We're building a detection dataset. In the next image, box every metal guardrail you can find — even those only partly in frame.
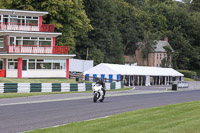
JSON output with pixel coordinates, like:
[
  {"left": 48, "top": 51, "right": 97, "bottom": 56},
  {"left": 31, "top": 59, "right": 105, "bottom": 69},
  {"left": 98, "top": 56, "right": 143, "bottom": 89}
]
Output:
[
  {"left": 0, "top": 22, "right": 55, "bottom": 32},
  {"left": 177, "top": 81, "right": 189, "bottom": 88},
  {"left": 8, "top": 45, "right": 69, "bottom": 54}
]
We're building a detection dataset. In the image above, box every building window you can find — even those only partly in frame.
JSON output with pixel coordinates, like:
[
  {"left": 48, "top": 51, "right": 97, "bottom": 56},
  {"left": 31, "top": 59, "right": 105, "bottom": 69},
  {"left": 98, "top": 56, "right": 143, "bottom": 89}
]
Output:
[
  {"left": 0, "top": 38, "right": 4, "bottom": 48},
  {"left": 28, "top": 59, "right": 36, "bottom": 69},
  {"left": 9, "top": 36, "right": 52, "bottom": 47},
  {"left": 39, "top": 37, "right": 52, "bottom": 47},
  {"left": 157, "top": 54, "right": 159, "bottom": 59},
  {"left": 8, "top": 59, "right": 18, "bottom": 69},
  {"left": 2, "top": 15, "right": 38, "bottom": 26},
  {"left": 27, "top": 59, "right": 66, "bottom": 70},
  {"left": 36, "top": 59, "right": 51, "bottom": 69},
  {"left": 160, "top": 53, "right": 162, "bottom": 60}
]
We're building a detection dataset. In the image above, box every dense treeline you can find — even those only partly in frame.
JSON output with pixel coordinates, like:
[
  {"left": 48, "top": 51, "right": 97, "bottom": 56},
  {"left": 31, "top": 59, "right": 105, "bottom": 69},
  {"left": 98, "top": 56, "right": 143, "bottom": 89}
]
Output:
[{"left": 0, "top": 0, "right": 200, "bottom": 71}]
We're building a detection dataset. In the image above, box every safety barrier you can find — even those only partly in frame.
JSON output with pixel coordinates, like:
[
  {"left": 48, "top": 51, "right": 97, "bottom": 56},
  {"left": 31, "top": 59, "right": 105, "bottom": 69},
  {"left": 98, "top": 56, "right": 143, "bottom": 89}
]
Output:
[{"left": 0, "top": 81, "right": 124, "bottom": 93}]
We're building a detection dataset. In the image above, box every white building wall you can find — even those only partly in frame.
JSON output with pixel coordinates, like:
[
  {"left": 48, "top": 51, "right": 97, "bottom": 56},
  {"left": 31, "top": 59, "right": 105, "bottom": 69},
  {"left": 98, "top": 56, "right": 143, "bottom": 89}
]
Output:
[
  {"left": 6, "top": 69, "right": 66, "bottom": 78},
  {"left": 70, "top": 59, "right": 93, "bottom": 72},
  {"left": 26, "top": 70, "right": 66, "bottom": 78},
  {"left": 6, "top": 70, "right": 18, "bottom": 78}
]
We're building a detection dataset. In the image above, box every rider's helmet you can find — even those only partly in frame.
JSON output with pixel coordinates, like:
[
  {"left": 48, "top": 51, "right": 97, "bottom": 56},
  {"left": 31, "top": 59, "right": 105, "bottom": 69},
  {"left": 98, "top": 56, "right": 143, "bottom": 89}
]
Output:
[{"left": 96, "top": 78, "right": 103, "bottom": 85}]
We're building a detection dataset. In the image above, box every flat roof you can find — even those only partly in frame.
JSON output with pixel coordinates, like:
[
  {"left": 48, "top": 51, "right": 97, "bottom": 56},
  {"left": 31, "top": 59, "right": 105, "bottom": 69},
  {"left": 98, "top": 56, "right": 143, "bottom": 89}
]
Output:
[
  {"left": 0, "top": 9, "right": 48, "bottom": 16},
  {"left": 0, "top": 53, "right": 76, "bottom": 59},
  {"left": 0, "top": 31, "right": 62, "bottom": 37}
]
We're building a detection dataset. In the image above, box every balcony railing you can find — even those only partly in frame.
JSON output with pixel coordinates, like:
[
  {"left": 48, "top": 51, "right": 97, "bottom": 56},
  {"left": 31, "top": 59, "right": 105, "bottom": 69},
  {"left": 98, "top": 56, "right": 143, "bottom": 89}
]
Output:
[
  {"left": 0, "top": 22, "right": 55, "bottom": 32},
  {"left": 8, "top": 45, "right": 69, "bottom": 54}
]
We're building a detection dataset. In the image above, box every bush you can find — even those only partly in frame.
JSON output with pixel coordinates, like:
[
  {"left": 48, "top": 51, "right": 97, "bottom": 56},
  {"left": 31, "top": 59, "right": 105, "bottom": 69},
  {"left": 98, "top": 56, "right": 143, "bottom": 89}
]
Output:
[{"left": 177, "top": 70, "right": 197, "bottom": 78}]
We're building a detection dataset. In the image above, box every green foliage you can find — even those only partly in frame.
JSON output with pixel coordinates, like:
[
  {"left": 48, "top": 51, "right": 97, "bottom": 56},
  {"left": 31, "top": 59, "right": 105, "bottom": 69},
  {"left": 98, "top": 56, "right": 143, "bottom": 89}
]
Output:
[
  {"left": 1, "top": 0, "right": 200, "bottom": 69},
  {"left": 177, "top": 70, "right": 197, "bottom": 78},
  {"left": 140, "top": 32, "right": 156, "bottom": 65},
  {"left": 191, "top": 0, "right": 200, "bottom": 12},
  {"left": 161, "top": 57, "right": 169, "bottom": 68},
  {"left": 76, "top": 0, "right": 126, "bottom": 64},
  {"left": 163, "top": 46, "right": 173, "bottom": 54}
]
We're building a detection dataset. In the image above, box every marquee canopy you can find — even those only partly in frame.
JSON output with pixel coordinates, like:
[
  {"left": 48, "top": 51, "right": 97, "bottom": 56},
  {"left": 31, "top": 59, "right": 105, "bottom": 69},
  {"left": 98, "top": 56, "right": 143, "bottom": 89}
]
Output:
[{"left": 84, "top": 63, "right": 184, "bottom": 77}]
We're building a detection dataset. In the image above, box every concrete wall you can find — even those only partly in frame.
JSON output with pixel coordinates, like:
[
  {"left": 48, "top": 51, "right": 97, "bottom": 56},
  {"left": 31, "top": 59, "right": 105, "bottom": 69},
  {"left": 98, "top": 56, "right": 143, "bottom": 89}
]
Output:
[{"left": 187, "top": 81, "right": 200, "bottom": 90}]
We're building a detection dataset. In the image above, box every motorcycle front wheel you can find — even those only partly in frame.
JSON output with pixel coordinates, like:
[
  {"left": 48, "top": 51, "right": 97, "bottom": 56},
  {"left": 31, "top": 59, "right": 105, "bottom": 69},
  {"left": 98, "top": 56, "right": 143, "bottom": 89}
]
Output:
[{"left": 93, "top": 93, "right": 98, "bottom": 102}]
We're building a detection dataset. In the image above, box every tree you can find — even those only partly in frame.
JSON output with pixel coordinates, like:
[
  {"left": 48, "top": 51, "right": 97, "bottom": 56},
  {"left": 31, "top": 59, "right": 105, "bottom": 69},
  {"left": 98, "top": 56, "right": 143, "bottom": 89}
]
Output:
[
  {"left": 191, "top": 0, "right": 200, "bottom": 11},
  {"left": 140, "top": 32, "right": 156, "bottom": 66},
  {"left": 76, "top": 0, "right": 125, "bottom": 64},
  {"left": 116, "top": 1, "right": 143, "bottom": 55}
]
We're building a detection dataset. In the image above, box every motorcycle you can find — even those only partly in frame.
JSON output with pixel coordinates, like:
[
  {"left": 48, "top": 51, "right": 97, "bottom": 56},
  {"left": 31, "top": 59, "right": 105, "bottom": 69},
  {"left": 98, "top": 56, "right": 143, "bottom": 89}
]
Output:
[{"left": 93, "top": 83, "right": 104, "bottom": 102}]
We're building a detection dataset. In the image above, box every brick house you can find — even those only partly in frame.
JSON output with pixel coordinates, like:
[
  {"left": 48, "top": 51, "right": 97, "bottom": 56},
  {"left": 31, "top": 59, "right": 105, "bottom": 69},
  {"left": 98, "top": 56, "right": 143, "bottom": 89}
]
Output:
[{"left": 135, "top": 37, "right": 173, "bottom": 67}]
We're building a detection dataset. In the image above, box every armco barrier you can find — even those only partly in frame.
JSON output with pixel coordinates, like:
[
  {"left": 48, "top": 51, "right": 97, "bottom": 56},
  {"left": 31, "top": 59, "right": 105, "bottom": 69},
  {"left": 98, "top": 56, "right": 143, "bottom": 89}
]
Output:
[
  {"left": 70, "top": 84, "right": 78, "bottom": 91},
  {"left": 85, "top": 83, "right": 92, "bottom": 91},
  {"left": 4, "top": 83, "right": 17, "bottom": 93},
  {"left": 30, "top": 83, "right": 41, "bottom": 92},
  {"left": 110, "top": 82, "right": 115, "bottom": 90},
  {"left": 0, "top": 82, "right": 124, "bottom": 93},
  {"left": 52, "top": 83, "right": 61, "bottom": 92}
]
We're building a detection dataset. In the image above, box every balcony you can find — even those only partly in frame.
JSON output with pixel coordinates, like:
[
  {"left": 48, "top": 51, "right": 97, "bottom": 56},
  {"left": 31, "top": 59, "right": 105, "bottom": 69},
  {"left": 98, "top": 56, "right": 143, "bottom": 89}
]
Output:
[
  {"left": 8, "top": 45, "right": 69, "bottom": 54},
  {"left": 0, "top": 22, "right": 55, "bottom": 32}
]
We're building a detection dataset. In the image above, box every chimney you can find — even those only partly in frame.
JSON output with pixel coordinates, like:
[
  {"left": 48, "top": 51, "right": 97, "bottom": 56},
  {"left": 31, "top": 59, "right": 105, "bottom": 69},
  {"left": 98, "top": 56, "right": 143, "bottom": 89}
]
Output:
[{"left": 164, "top": 36, "right": 168, "bottom": 42}]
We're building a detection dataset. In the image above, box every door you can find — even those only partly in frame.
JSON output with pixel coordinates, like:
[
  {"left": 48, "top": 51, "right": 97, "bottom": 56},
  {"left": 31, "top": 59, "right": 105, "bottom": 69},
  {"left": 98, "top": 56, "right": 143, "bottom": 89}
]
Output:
[
  {"left": 0, "top": 59, "right": 3, "bottom": 69},
  {"left": 22, "top": 60, "right": 28, "bottom": 77},
  {"left": 9, "top": 36, "right": 16, "bottom": 46}
]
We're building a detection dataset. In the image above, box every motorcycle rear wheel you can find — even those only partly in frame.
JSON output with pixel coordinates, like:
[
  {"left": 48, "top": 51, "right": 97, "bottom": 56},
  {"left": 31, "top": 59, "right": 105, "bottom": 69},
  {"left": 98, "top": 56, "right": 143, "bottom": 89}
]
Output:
[{"left": 99, "top": 98, "right": 104, "bottom": 102}]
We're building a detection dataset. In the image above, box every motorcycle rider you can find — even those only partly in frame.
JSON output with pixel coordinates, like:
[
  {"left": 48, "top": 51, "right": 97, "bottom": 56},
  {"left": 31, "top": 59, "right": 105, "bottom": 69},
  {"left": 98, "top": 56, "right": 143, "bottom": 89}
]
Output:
[{"left": 96, "top": 78, "right": 106, "bottom": 98}]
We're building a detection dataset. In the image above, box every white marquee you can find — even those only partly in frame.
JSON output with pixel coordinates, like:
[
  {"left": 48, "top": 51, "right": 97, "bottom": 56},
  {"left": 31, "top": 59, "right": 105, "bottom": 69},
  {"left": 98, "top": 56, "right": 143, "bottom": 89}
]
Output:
[{"left": 84, "top": 63, "right": 184, "bottom": 77}]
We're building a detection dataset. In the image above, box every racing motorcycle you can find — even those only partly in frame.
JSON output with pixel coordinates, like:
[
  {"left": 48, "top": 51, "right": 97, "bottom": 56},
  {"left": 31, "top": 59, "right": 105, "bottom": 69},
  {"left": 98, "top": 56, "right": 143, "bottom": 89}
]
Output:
[{"left": 93, "top": 83, "right": 104, "bottom": 102}]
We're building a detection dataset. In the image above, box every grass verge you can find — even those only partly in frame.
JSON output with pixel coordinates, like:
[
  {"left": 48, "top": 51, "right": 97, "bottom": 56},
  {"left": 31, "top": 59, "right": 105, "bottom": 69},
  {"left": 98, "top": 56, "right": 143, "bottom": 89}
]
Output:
[
  {"left": 0, "top": 88, "right": 132, "bottom": 99},
  {"left": 27, "top": 100, "right": 200, "bottom": 133},
  {"left": 184, "top": 77, "right": 195, "bottom": 81},
  {"left": 0, "top": 77, "right": 76, "bottom": 83}
]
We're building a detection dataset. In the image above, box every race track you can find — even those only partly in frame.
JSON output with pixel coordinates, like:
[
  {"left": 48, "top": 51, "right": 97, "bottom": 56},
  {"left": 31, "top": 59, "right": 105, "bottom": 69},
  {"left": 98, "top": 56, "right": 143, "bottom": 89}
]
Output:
[{"left": 0, "top": 89, "right": 200, "bottom": 133}]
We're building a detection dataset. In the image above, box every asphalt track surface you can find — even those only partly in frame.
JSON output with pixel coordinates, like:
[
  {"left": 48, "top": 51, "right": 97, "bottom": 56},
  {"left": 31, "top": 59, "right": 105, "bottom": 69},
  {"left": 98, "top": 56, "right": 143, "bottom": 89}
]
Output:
[{"left": 1, "top": 87, "right": 200, "bottom": 133}]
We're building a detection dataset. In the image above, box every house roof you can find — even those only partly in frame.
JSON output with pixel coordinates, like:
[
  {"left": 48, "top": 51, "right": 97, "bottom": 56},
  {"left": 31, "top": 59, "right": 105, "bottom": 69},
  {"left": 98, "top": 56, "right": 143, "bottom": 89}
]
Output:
[
  {"left": 154, "top": 40, "right": 173, "bottom": 52},
  {"left": 84, "top": 63, "right": 184, "bottom": 77}
]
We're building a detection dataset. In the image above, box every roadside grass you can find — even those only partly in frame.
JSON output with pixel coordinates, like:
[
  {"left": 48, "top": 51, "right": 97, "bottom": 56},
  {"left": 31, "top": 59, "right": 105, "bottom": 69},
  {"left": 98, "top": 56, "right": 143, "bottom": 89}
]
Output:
[
  {"left": 27, "top": 100, "right": 200, "bottom": 133},
  {"left": 0, "top": 77, "right": 76, "bottom": 83},
  {"left": 184, "top": 77, "right": 195, "bottom": 81},
  {"left": 0, "top": 88, "right": 132, "bottom": 99}
]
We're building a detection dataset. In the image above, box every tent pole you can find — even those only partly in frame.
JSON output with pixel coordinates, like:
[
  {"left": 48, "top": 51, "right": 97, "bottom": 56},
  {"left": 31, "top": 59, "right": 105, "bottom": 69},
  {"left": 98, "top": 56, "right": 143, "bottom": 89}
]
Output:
[
  {"left": 167, "top": 76, "right": 169, "bottom": 85},
  {"left": 152, "top": 76, "right": 154, "bottom": 86},
  {"left": 141, "top": 76, "right": 143, "bottom": 86},
  {"left": 129, "top": 75, "right": 131, "bottom": 87}
]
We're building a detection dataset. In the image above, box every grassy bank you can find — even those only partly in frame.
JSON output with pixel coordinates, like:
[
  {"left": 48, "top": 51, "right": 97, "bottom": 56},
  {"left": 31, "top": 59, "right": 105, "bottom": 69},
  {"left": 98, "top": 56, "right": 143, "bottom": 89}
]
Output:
[
  {"left": 184, "top": 77, "right": 195, "bottom": 81},
  {"left": 27, "top": 100, "right": 200, "bottom": 133}
]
